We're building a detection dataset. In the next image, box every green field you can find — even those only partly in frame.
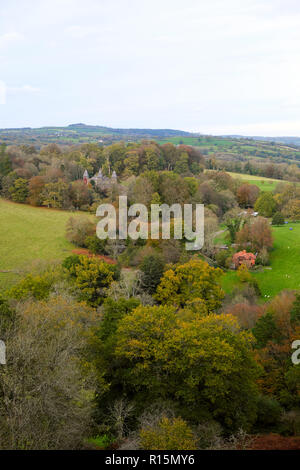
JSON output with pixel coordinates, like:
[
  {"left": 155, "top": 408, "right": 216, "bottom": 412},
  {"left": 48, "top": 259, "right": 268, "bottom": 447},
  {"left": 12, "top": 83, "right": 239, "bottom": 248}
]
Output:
[
  {"left": 221, "top": 223, "right": 300, "bottom": 298},
  {"left": 227, "top": 172, "right": 284, "bottom": 191},
  {"left": 0, "top": 199, "right": 86, "bottom": 290}
]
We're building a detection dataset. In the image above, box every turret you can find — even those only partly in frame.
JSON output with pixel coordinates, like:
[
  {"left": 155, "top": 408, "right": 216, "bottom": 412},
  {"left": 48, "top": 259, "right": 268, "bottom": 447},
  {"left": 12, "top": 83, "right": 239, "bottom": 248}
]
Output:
[
  {"left": 83, "top": 169, "right": 89, "bottom": 185},
  {"left": 111, "top": 170, "right": 117, "bottom": 180}
]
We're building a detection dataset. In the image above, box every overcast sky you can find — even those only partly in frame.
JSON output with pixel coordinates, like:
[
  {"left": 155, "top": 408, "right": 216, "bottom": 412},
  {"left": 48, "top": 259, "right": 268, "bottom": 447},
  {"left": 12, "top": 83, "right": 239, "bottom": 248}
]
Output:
[{"left": 1, "top": 0, "right": 300, "bottom": 135}]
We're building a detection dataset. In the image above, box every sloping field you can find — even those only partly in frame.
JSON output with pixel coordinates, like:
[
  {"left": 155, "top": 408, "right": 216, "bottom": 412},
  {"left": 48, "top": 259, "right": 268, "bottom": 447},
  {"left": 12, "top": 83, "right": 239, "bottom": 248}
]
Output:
[
  {"left": 227, "top": 172, "right": 284, "bottom": 191},
  {"left": 0, "top": 199, "right": 87, "bottom": 290}
]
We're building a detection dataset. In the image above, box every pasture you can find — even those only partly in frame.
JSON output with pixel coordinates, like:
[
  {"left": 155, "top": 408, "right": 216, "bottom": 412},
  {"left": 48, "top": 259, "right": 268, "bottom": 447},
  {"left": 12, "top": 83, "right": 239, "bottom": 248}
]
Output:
[
  {"left": 0, "top": 199, "right": 88, "bottom": 290},
  {"left": 227, "top": 172, "right": 284, "bottom": 191},
  {"left": 221, "top": 223, "right": 300, "bottom": 298}
]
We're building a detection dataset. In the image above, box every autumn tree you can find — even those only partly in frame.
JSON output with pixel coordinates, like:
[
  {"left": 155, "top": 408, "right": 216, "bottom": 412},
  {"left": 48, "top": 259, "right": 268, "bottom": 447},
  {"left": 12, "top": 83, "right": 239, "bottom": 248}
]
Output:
[
  {"left": 237, "top": 183, "right": 260, "bottom": 207},
  {"left": 66, "top": 216, "right": 95, "bottom": 247},
  {"left": 155, "top": 259, "right": 224, "bottom": 312},
  {"left": 283, "top": 199, "right": 300, "bottom": 220},
  {"left": 140, "top": 417, "right": 197, "bottom": 450},
  {"left": 9, "top": 178, "right": 29, "bottom": 203},
  {"left": 41, "top": 179, "right": 70, "bottom": 208},
  {"left": 70, "top": 180, "right": 93, "bottom": 209},
  {"left": 253, "top": 291, "right": 300, "bottom": 407},
  {"left": 236, "top": 217, "right": 273, "bottom": 252},
  {"left": 28, "top": 175, "right": 46, "bottom": 206},
  {"left": 113, "top": 306, "right": 260, "bottom": 430},
  {"left": 65, "top": 255, "right": 118, "bottom": 306},
  {"left": 0, "top": 296, "right": 97, "bottom": 450}
]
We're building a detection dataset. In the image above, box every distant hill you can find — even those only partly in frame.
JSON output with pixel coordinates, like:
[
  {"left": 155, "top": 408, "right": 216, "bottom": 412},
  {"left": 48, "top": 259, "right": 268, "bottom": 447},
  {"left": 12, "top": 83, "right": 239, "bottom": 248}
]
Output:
[
  {"left": 223, "top": 135, "right": 300, "bottom": 147},
  {"left": 1, "top": 124, "right": 300, "bottom": 166},
  {"left": 67, "top": 123, "right": 195, "bottom": 137},
  {"left": 0, "top": 123, "right": 197, "bottom": 146}
]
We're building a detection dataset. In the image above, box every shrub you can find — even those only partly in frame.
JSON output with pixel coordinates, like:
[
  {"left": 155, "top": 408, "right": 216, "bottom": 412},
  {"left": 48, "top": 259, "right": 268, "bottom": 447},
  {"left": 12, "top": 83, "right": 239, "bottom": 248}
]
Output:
[
  {"left": 8, "top": 273, "right": 53, "bottom": 301},
  {"left": 255, "top": 395, "right": 282, "bottom": 430},
  {"left": 256, "top": 247, "right": 270, "bottom": 266},
  {"left": 215, "top": 249, "right": 230, "bottom": 268},
  {"left": 0, "top": 295, "right": 15, "bottom": 336},
  {"left": 272, "top": 212, "right": 284, "bottom": 226},
  {"left": 195, "top": 421, "right": 223, "bottom": 449},
  {"left": 66, "top": 216, "right": 95, "bottom": 247},
  {"left": 88, "top": 434, "right": 114, "bottom": 449},
  {"left": 85, "top": 235, "right": 107, "bottom": 255},
  {"left": 140, "top": 417, "right": 197, "bottom": 450},
  {"left": 62, "top": 255, "right": 80, "bottom": 272},
  {"left": 237, "top": 264, "right": 252, "bottom": 283},
  {"left": 280, "top": 410, "right": 300, "bottom": 436}
]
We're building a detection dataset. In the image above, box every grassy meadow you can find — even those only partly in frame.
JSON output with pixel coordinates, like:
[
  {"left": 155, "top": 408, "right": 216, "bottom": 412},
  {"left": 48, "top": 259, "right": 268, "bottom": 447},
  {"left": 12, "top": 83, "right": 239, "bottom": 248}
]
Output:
[
  {"left": 226, "top": 172, "right": 284, "bottom": 191},
  {"left": 221, "top": 223, "right": 300, "bottom": 298},
  {"left": 0, "top": 199, "right": 88, "bottom": 290}
]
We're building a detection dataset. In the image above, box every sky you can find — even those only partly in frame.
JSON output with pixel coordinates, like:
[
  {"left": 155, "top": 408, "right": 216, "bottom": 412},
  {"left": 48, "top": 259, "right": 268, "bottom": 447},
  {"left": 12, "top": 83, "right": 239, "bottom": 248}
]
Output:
[{"left": 1, "top": 0, "right": 300, "bottom": 136}]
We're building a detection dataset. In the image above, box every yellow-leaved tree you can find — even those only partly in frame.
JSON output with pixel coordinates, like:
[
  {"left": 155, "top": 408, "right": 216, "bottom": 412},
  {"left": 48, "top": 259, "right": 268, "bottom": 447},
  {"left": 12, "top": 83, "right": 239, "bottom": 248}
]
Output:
[
  {"left": 155, "top": 259, "right": 224, "bottom": 312},
  {"left": 113, "top": 305, "right": 260, "bottom": 430}
]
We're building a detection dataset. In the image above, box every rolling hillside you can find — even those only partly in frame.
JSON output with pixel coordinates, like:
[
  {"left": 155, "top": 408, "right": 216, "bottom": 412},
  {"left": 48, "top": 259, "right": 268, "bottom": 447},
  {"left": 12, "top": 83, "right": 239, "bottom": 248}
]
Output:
[
  {"left": 0, "top": 199, "right": 88, "bottom": 290},
  {"left": 1, "top": 124, "right": 300, "bottom": 168}
]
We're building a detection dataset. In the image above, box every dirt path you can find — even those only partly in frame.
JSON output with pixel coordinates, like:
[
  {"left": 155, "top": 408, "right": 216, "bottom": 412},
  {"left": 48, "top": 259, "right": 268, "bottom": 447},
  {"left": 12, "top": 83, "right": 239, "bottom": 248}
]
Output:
[{"left": 72, "top": 248, "right": 117, "bottom": 265}]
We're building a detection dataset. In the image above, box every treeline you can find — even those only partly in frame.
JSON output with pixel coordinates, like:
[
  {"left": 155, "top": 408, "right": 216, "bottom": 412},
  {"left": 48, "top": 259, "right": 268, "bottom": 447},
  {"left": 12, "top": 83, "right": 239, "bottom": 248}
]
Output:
[
  {"left": 214, "top": 156, "right": 300, "bottom": 181},
  {"left": 0, "top": 140, "right": 205, "bottom": 209},
  {"left": 2, "top": 138, "right": 300, "bottom": 213}
]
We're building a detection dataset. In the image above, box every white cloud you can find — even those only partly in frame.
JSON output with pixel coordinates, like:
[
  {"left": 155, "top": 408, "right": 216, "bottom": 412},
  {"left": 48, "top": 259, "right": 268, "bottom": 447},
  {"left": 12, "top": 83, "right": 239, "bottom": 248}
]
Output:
[
  {"left": 0, "top": 32, "right": 24, "bottom": 48},
  {"left": 64, "top": 25, "right": 100, "bottom": 39},
  {"left": 8, "top": 85, "right": 41, "bottom": 94},
  {"left": 200, "top": 120, "right": 300, "bottom": 137},
  {"left": 0, "top": 81, "right": 6, "bottom": 104}
]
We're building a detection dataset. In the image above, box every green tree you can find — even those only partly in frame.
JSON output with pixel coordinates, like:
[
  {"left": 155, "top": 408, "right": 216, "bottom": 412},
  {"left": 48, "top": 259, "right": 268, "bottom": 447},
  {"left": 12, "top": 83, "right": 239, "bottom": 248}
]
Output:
[
  {"left": 252, "top": 312, "right": 281, "bottom": 348},
  {"left": 9, "top": 178, "right": 29, "bottom": 203},
  {"left": 184, "top": 177, "right": 198, "bottom": 197},
  {"left": 85, "top": 234, "right": 107, "bottom": 254},
  {"left": 174, "top": 152, "right": 189, "bottom": 174},
  {"left": 140, "top": 254, "right": 165, "bottom": 295},
  {"left": 0, "top": 144, "right": 12, "bottom": 176},
  {"left": 254, "top": 192, "right": 276, "bottom": 217},
  {"left": 272, "top": 212, "right": 284, "bottom": 225},
  {"left": 224, "top": 212, "right": 244, "bottom": 244},
  {"left": 99, "top": 297, "right": 140, "bottom": 341}
]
